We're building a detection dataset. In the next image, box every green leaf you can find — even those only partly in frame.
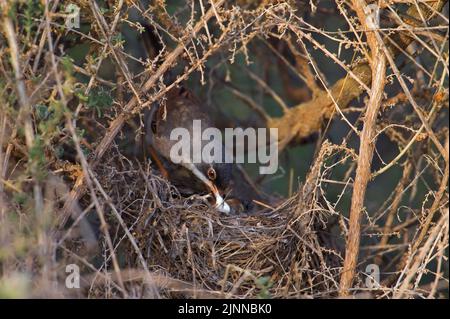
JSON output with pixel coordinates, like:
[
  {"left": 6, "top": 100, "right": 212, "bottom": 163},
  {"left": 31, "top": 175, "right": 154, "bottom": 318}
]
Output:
[
  {"left": 61, "top": 56, "right": 74, "bottom": 74},
  {"left": 87, "top": 88, "right": 113, "bottom": 117},
  {"left": 35, "top": 104, "right": 49, "bottom": 120}
]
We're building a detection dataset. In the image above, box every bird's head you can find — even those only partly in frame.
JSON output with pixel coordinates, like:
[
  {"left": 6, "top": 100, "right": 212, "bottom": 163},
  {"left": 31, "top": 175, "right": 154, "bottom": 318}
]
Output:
[{"left": 180, "top": 161, "right": 232, "bottom": 214}]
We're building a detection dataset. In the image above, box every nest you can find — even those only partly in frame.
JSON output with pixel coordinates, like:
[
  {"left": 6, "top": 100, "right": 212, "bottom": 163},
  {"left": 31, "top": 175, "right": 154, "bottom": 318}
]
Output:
[{"left": 91, "top": 142, "right": 344, "bottom": 299}]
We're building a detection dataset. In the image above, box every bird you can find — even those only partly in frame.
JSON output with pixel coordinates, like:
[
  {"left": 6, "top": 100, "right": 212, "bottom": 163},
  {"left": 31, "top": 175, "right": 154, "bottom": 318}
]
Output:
[
  {"left": 145, "top": 86, "right": 232, "bottom": 214},
  {"left": 139, "top": 24, "right": 255, "bottom": 214}
]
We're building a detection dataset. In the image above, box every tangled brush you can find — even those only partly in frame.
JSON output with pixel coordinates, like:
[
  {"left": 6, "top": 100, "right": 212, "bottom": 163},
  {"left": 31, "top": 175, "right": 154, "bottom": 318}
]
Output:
[{"left": 0, "top": 0, "right": 448, "bottom": 299}]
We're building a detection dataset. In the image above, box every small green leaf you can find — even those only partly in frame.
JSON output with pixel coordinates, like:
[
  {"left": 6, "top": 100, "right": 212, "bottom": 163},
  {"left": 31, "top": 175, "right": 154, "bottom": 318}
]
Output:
[
  {"left": 35, "top": 104, "right": 49, "bottom": 120},
  {"left": 13, "top": 193, "right": 27, "bottom": 206},
  {"left": 61, "top": 56, "right": 74, "bottom": 74},
  {"left": 87, "top": 88, "right": 113, "bottom": 117}
]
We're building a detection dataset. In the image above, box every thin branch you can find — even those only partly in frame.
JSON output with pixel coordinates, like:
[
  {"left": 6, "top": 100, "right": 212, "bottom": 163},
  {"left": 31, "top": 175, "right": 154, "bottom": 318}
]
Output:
[{"left": 339, "top": 0, "right": 387, "bottom": 297}]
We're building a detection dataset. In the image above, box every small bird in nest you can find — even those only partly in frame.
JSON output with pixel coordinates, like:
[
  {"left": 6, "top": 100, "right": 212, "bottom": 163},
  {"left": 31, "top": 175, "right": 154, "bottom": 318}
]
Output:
[{"left": 145, "top": 87, "right": 233, "bottom": 214}]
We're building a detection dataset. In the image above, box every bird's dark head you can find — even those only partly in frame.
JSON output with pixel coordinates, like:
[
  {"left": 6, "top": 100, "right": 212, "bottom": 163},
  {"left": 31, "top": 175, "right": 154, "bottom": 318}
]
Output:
[
  {"left": 176, "top": 161, "right": 232, "bottom": 213},
  {"left": 197, "top": 162, "right": 232, "bottom": 194}
]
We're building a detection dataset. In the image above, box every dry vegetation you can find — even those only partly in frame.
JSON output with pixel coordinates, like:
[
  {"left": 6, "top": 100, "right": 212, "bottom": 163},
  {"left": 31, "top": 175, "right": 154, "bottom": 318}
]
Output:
[{"left": 0, "top": 0, "right": 448, "bottom": 298}]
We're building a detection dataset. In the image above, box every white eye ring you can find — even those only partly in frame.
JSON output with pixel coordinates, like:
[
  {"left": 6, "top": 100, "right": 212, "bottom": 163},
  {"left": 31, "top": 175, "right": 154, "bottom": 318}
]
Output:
[{"left": 207, "top": 167, "right": 216, "bottom": 181}]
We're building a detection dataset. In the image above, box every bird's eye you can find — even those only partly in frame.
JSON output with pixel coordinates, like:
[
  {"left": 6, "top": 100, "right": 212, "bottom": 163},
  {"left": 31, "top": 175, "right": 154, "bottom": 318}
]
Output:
[{"left": 207, "top": 167, "right": 216, "bottom": 181}]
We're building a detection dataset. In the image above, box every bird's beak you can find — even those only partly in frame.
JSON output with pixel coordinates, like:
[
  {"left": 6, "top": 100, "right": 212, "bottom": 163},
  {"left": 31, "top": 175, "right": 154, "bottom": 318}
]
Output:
[
  {"left": 182, "top": 162, "right": 231, "bottom": 214},
  {"left": 208, "top": 183, "right": 231, "bottom": 214}
]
